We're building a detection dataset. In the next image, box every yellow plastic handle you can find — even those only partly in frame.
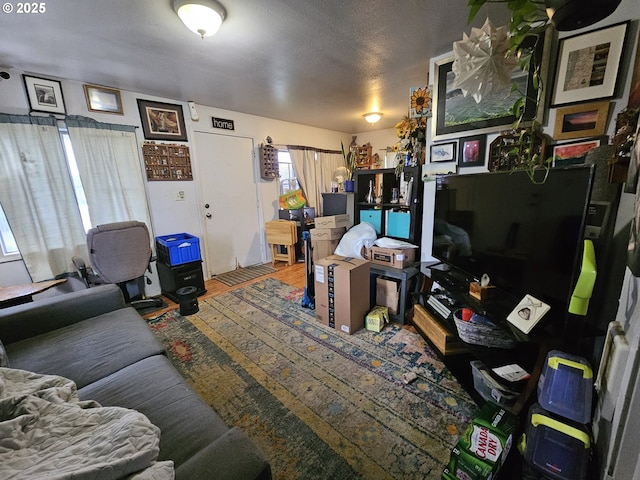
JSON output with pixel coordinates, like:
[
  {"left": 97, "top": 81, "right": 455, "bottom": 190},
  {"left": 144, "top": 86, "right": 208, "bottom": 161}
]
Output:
[
  {"left": 531, "top": 414, "right": 591, "bottom": 448},
  {"left": 547, "top": 357, "right": 593, "bottom": 379}
]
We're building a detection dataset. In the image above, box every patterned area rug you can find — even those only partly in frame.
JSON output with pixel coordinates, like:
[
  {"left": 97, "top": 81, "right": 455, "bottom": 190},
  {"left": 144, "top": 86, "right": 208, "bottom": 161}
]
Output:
[
  {"left": 213, "top": 263, "right": 277, "bottom": 287},
  {"left": 147, "top": 278, "right": 477, "bottom": 479}
]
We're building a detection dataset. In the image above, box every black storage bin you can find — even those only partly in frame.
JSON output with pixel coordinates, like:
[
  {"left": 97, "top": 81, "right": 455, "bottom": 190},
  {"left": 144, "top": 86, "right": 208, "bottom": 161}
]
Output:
[{"left": 158, "top": 260, "right": 206, "bottom": 303}]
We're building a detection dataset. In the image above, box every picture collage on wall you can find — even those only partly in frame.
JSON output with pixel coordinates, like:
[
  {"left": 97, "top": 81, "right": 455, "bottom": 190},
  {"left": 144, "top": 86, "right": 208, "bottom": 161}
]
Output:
[{"left": 425, "top": 20, "right": 635, "bottom": 178}]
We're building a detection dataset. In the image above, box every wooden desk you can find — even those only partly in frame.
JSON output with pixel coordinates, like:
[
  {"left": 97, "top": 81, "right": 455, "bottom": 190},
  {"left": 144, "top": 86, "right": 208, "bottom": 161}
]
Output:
[{"left": 0, "top": 279, "right": 67, "bottom": 308}]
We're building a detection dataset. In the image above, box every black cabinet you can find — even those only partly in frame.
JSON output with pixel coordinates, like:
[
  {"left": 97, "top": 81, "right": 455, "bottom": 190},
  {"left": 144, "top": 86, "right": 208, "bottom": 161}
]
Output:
[
  {"left": 353, "top": 166, "right": 423, "bottom": 246},
  {"left": 157, "top": 260, "right": 206, "bottom": 303}
]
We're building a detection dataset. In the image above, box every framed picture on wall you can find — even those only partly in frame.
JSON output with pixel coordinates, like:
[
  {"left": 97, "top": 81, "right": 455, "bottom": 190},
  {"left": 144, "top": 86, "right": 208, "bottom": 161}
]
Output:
[
  {"left": 551, "top": 21, "right": 629, "bottom": 107},
  {"left": 23, "top": 75, "right": 66, "bottom": 114},
  {"left": 84, "top": 84, "right": 123, "bottom": 114},
  {"left": 137, "top": 99, "right": 188, "bottom": 141},
  {"left": 553, "top": 101, "right": 610, "bottom": 140},
  {"left": 552, "top": 138, "right": 602, "bottom": 167},
  {"left": 430, "top": 141, "right": 457, "bottom": 163},
  {"left": 458, "top": 135, "right": 486, "bottom": 168}
]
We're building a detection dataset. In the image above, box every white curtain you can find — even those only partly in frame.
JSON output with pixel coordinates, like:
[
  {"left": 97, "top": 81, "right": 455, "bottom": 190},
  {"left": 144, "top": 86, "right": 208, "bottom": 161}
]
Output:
[
  {"left": 0, "top": 115, "right": 87, "bottom": 281},
  {"left": 66, "top": 117, "right": 152, "bottom": 229},
  {"left": 289, "top": 147, "right": 343, "bottom": 217},
  {"left": 289, "top": 148, "right": 319, "bottom": 213},
  {"left": 317, "top": 151, "right": 344, "bottom": 193}
]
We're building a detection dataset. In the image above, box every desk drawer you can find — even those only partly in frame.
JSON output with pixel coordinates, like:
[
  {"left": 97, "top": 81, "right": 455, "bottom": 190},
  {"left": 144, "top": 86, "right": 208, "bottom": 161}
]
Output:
[{"left": 413, "top": 305, "right": 466, "bottom": 356}]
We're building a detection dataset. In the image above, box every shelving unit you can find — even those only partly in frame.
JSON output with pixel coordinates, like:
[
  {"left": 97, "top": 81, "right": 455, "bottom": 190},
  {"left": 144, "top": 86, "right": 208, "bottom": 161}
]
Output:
[
  {"left": 353, "top": 165, "right": 423, "bottom": 247},
  {"left": 142, "top": 143, "right": 193, "bottom": 181},
  {"left": 488, "top": 131, "right": 547, "bottom": 173}
]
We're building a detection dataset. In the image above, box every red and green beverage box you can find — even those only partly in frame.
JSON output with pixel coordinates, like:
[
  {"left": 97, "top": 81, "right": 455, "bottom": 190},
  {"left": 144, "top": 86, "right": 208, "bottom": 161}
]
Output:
[{"left": 443, "top": 401, "right": 518, "bottom": 480}]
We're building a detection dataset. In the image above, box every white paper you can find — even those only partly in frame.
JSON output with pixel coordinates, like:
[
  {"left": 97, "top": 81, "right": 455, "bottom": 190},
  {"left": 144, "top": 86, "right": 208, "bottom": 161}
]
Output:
[
  {"left": 492, "top": 364, "right": 531, "bottom": 383},
  {"left": 507, "top": 294, "right": 551, "bottom": 334}
]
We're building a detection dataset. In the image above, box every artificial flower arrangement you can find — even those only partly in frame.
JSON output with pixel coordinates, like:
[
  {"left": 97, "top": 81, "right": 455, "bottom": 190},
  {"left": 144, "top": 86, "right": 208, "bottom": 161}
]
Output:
[{"left": 394, "top": 116, "right": 427, "bottom": 175}]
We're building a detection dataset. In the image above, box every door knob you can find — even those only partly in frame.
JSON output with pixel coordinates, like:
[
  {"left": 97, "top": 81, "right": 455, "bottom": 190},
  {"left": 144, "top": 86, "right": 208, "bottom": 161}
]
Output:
[
  {"left": 204, "top": 203, "right": 210, "bottom": 209},
  {"left": 206, "top": 213, "right": 212, "bottom": 218}
]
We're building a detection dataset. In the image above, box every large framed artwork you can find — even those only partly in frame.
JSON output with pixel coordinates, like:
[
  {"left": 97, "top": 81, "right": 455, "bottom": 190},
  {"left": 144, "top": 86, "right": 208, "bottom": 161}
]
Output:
[
  {"left": 551, "top": 21, "right": 629, "bottom": 107},
  {"left": 137, "top": 99, "right": 188, "bottom": 141},
  {"left": 430, "top": 42, "right": 542, "bottom": 140},
  {"left": 23, "top": 75, "right": 66, "bottom": 114}
]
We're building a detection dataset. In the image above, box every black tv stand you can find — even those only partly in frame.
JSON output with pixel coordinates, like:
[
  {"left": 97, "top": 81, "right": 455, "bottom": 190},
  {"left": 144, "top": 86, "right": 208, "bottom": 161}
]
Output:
[{"left": 413, "top": 261, "right": 558, "bottom": 416}]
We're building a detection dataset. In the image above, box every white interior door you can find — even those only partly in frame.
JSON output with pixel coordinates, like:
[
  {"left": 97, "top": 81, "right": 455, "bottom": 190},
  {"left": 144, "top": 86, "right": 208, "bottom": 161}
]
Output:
[{"left": 193, "top": 131, "right": 263, "bottom": 276}]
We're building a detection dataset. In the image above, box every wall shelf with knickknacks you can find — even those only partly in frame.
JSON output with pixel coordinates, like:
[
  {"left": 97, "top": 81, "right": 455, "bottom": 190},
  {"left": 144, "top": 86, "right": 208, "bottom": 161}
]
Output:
[
  {"left": 142, "top": 143, "right": 193, "bottom": 181},
  {"left": 488, "top": 131, "right": 547, "bottom": 173}
]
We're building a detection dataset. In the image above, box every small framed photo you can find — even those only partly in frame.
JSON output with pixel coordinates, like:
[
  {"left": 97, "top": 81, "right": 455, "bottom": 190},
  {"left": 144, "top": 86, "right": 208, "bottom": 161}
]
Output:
[
  {"left": 458, "top": 135, "right": 486, "bottom": 168},
  {"left": 84, "top": 84, "right": 123, "bottom": 114},
  {"left": 551, "top": 21, "right": 629, "bottom": 107},
  {"left": 552, "top": 138, "right": 602, "bottom": 167},
  {"left": 22, "top": 75, "right": 66, "bottom": 114},
  {"left": 430, "top": 141, "right": 457, "bottom": 163},
  {"left": 553, "top": 101, "right": 610, "bottom": 140},
  {"left": 137, "top": 99, "right": 188, "bottom": 141}
]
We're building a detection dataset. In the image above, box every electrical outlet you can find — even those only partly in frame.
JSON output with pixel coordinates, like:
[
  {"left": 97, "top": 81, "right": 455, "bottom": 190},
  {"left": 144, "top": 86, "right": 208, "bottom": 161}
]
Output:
[{"left": 176, "top": 190, "right": 185, "bottom": 201}]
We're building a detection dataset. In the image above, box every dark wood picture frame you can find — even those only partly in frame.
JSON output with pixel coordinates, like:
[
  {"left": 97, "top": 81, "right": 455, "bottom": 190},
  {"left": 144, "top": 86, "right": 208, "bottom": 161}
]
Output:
[
  {"left": 551, "top": 21, "right": 629, "bottom": 107},
  {"left": 431, "top": 35, "right": 543, "bottom": 140},
  {"left": 458, "top": 135, "right": 486, "bottom": 168},
  {"left": 137, "top": 99, "right": 188, "bottom": 141},
  {"left": 430, "top": 141, "right": 457, "bottom": 163},
  {"left": 23, "top": 74, "right": 66, "bottom": 114}
]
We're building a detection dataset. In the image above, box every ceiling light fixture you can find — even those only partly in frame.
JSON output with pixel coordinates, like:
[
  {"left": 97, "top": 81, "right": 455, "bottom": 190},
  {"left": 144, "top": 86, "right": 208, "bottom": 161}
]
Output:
[
  {"left": 363, "top": 112, "right": 383, "bottom": 125},
  {"left": 172, "top": 0, "right": 226, "bottom": 38}
]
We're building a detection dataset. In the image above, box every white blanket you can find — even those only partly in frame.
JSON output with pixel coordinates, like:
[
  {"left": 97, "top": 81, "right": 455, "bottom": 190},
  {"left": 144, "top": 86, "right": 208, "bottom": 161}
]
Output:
[{"left": 0, "top": 367, "right": 174, "bottom": 479}]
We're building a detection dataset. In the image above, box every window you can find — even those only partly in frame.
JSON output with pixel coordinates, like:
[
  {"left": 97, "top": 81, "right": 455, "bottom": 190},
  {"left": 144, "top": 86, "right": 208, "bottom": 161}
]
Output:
[
  {"left": 59, "top": 128, "right": 92, "bottom": 232},
  {"left": 278, "top": 150, "right": 298, "bottom": 195},
  {"left": 0, "top": 205, "right": 19, "bottom": 262}
]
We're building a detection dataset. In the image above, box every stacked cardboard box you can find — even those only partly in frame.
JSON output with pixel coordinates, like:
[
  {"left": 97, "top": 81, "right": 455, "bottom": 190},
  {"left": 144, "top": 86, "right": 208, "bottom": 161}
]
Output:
[
  {"left": 310, "top": 227, "right": 345, "bottom": 262},
  {"left": 364, "top": 245, "right": 416, "bottom": 269}
]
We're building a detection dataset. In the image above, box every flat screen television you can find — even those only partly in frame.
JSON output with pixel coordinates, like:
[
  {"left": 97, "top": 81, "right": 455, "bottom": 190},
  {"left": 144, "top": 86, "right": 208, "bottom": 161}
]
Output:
[{"left": 432, "top": 166, "right": 595, "bottom": 314}]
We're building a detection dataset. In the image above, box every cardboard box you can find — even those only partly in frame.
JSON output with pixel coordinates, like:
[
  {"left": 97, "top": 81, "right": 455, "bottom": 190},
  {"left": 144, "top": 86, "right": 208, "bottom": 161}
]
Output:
[
  {"left": 314, "top": 214, "right": 350, "bottom": 229},
  {"left": 311, "top": 238, "right": 340, "bottom": 262},
  {"left": 365, "top": 246, "right": 416, "bottom": 269},
  {"left": 310, "top": 227, "right": 345, "bottom": 241},
  {"left": 376, "top": 277, "right": 400, "bottom": 315},
  {"left": 365, "top": 306, "right": 389, "bottom": 332},
  {"left": 469, "top": 282, "right": 496, "bottom": 301},
  {"left": 310, "top": 227, "right": 345, "bottom": 262},
  {"left": 314, "top": 255, "right": 370, "bottom": 335}
]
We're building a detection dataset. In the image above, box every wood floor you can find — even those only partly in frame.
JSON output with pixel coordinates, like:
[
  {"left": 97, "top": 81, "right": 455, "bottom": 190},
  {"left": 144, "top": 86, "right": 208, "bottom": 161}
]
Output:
[
  {"left": 145, "top": 260, "right": 416, "bottom": 334},
  {"left": 144, "top": 261, "right": 307, "bottom": 319}
]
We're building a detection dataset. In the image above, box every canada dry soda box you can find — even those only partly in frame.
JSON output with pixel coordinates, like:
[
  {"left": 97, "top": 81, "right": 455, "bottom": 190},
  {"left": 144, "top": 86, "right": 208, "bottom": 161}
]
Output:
[{"left": 443, "top": 402, "right": 518, "bottom": 480}]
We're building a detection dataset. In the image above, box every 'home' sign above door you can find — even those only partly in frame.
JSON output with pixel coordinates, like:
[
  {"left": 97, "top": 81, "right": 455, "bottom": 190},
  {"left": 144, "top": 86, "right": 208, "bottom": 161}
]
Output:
[{"left": 212, "top": 117, "right": 235, "bottom": 131}]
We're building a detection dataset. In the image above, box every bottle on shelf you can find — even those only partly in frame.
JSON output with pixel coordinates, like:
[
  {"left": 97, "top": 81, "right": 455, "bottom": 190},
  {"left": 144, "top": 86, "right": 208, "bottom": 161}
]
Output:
[{"left": 365, "top": 179, "right": 375, "bottom": 204}]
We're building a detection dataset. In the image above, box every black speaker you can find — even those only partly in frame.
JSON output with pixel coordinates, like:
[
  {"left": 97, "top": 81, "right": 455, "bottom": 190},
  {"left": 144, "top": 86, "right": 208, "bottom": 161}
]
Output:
[{"left": 545, "top": 0, "right": 622, "bottom": 31}]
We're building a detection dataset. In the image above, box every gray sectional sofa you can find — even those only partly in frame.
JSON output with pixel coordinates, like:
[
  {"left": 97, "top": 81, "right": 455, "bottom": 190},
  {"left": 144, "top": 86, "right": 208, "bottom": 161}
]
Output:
[{"left": 0, "top": 284, "right": 271, "bottom": 480}]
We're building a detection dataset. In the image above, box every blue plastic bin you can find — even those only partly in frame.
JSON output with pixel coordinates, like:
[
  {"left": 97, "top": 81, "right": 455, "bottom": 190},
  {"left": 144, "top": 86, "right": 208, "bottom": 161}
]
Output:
[
  {"left": 156, "top": 233, "right": 201, "bottom": 266},
  {"left": 537, "top": 350, "right": 593, "bottom": 424}
]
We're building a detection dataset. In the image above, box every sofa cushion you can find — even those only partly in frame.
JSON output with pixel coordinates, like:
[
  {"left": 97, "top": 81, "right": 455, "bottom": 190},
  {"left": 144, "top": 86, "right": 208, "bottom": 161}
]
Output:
[
  {"left": 78, "top": 355, "right": 231, "bottom": 470},
  {"left": 6, "top": 307, "right": 164, "bottom": 388}
]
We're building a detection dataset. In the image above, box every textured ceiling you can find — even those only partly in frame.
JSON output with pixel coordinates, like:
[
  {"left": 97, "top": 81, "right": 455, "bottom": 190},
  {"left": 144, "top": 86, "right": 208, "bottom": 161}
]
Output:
[{"left": 0, "top": 0, "right": 510, "bottom": 132}]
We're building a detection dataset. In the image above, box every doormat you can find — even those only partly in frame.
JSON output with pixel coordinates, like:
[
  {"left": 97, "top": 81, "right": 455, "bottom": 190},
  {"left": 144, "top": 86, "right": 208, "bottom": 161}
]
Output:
[{"left": 213, "top": 263, "right": 277, "bottom": 287}]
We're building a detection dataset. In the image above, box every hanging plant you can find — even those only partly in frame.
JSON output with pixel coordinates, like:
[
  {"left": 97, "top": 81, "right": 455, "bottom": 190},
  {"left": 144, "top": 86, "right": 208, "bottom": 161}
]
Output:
[{"left": 465, "top": 0, "right": 552, "bottom": 183}]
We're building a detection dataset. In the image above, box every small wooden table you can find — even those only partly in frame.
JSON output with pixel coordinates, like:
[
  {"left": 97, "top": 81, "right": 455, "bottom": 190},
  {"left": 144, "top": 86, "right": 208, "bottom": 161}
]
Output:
[{"left": 0, "top": 279, "right": 67, "bottom": 308}]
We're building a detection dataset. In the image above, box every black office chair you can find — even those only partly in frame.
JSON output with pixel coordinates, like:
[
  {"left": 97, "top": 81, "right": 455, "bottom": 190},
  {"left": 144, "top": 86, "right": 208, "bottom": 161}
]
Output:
[{"left": 72, "top": 221, "right": 162, "bottom": 311}]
